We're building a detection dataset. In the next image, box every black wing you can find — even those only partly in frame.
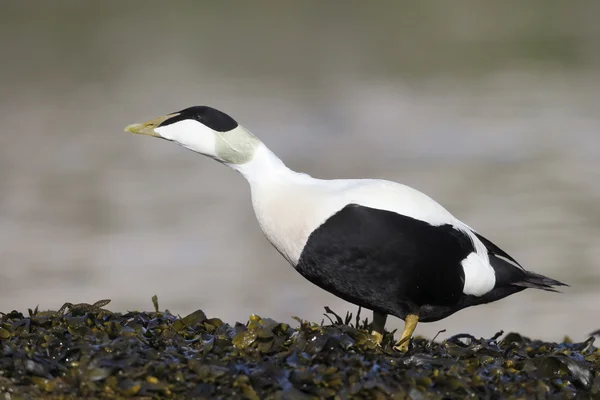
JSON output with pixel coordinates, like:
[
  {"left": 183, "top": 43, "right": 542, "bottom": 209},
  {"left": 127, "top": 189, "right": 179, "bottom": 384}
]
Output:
[{"left": 473, "top": 231, "right": 523, "bottom": 268}]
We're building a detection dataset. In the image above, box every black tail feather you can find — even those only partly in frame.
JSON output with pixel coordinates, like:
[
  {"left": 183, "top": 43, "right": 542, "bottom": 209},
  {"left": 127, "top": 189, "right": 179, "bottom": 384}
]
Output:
[
  {"left": 511, "top": 270, "right": 569, "bottom": 293},
  {"left": 488, "top": 254, "right": 568, "bottom": 292},
  {"left": 473, "top": 230, "right": 568, "bottom": 292},
  {"left": 449, "top": 250, "right": 568, "bottom": 319}
]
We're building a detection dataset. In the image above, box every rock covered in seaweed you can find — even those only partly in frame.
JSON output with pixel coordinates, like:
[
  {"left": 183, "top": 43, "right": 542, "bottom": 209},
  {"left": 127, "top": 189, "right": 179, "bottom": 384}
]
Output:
[{"left": 0, "top": 297, "right": 598, "bottom": 399}]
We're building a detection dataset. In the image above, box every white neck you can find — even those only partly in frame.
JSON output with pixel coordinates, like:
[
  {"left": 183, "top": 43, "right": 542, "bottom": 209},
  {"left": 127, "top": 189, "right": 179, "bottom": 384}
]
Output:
[{"left": 227, "top": 142, "right": 306, "bottom": 185}]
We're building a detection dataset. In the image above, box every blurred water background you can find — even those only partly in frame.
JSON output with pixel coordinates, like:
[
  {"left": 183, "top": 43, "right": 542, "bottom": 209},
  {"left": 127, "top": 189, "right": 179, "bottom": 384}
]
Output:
[{"left": 1, "top": 1, "right": 598, "bottom": 342}]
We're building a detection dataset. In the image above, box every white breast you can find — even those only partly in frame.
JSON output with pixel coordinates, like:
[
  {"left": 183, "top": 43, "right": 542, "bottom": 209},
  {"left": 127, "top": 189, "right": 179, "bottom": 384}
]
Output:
[{"left": 249, "top": 179, "right": 337, "bottom": 265}]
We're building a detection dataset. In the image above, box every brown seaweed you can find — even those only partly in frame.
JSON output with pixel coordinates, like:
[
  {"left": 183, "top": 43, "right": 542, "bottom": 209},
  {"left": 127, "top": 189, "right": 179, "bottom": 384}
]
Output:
[{"left": 0, "top": 298, "right": 598, "bottom": 399}]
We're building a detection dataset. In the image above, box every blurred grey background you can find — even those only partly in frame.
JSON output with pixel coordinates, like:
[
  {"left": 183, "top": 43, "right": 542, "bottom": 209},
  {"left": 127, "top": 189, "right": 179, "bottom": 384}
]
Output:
[{"left": 1, "top": 1, "right": 598, "bottom": 342}]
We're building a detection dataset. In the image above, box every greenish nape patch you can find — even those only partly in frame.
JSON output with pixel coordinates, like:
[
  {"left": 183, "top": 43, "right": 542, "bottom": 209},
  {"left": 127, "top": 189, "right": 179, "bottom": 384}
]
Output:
[
  {"left": 0, "top": 297, "right": 598, "bottom": 399},
  {"left": 215, "top": 128, "right": 261, "bottom": 165}
]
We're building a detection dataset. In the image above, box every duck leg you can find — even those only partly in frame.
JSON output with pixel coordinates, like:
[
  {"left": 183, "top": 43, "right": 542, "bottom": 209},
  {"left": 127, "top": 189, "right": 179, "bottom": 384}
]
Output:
[
  {"left": 370, "top": 311, "right": 387, "bottom": 345},
  {"left": 394, "top": 314, "right": 419, "bottom": 352}
]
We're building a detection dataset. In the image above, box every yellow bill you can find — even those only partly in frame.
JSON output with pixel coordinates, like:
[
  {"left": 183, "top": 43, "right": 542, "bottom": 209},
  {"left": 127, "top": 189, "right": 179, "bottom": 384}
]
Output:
[{"left": 124, "top": 113, "right": 179, "bottom": 137}]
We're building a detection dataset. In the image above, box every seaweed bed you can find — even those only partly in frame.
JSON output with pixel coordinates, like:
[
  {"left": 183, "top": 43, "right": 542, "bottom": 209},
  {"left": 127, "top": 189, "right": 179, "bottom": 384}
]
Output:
[{"left": 0, "top": 298, "right": 599, "bottom": 399}]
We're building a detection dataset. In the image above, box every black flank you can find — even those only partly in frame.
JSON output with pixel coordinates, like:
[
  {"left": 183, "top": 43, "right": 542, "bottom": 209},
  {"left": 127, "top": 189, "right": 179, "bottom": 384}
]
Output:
[
  {"left": 296, "top": 204, "right": 474, "bottom": 321},
  {"left": 296, "top": 204, "right": 568, "bottom": 323},
  {"left": 158, "top": 106, "right": 238, "bottom": 132}
]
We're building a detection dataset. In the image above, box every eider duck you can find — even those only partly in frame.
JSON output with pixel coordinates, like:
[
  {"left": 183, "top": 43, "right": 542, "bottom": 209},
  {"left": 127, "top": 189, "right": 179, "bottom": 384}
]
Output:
[{"left": 125, "top": 105, "right": 567, "bottom": 352}]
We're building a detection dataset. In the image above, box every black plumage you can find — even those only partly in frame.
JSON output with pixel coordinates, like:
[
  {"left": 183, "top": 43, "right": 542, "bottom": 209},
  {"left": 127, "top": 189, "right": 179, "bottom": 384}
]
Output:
[{"left": 296, "top": 204, "right": 566, "bottom": 323}]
